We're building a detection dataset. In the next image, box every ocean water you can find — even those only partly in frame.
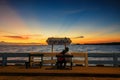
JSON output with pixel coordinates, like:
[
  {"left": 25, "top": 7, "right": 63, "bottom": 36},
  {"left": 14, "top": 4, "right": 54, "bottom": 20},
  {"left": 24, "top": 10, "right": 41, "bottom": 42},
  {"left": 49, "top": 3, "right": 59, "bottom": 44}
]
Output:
[{"left": 0, "top": 45, "right": 120, "bottom": 53}]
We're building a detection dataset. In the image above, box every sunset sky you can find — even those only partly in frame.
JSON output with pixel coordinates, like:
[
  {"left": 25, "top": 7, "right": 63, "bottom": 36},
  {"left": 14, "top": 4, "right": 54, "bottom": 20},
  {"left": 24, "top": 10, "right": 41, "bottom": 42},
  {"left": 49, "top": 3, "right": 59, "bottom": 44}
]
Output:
[{"left": 0, "top": 0, "right": 120, "bottom": 44}]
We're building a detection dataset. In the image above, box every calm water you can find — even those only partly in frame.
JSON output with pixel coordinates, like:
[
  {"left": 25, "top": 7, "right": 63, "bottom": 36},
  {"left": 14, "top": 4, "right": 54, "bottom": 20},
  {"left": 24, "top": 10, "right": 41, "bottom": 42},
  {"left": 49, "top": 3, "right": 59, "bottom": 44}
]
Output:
[{"left": 0, "top": 45, "right": 120, "bottom": 53}]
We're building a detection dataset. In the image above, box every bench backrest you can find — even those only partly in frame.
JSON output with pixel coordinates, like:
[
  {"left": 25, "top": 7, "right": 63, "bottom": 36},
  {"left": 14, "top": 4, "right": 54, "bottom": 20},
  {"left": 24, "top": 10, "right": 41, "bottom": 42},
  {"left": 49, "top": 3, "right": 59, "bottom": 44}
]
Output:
[{"left": 29, "top": 53, "right": 44, "bottom": 62}]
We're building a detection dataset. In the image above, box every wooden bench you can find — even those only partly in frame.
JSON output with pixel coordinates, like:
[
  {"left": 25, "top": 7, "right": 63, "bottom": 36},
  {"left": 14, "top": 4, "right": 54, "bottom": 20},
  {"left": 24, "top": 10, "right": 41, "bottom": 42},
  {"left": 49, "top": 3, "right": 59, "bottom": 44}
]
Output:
[{"left": 25, "top": 53, "right": 44, "bottom": 69}]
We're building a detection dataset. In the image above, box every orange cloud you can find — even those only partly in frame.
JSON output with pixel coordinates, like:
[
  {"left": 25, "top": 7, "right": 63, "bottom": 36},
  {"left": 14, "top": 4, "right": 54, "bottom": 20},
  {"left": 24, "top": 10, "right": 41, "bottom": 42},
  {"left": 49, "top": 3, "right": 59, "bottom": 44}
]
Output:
[
  {"left": 4, "top": 36, "right": 29, "bottom": 40},
  {"left": 73, "top": 36, "right": 84, "bottom": 39}
]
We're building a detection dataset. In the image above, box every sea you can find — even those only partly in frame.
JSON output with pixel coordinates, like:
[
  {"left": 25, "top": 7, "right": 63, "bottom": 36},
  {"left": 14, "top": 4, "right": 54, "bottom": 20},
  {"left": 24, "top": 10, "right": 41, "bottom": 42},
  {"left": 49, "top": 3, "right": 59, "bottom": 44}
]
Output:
[{"left": 0, "top": 45, "right": 120, "bottom": 53}]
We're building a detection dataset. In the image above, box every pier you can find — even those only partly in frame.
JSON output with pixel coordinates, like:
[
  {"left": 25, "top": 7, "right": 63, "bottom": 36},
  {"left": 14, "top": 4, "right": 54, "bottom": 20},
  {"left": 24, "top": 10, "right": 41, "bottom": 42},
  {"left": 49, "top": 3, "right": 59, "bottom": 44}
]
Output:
[{"left": 0, "top": 52, "right": 120, "bottom": 79}]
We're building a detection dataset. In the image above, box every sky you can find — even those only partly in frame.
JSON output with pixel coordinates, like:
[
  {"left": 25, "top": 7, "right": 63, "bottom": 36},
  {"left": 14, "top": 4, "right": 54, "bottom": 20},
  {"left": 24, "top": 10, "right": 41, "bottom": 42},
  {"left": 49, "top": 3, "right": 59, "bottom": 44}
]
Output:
[{"left": 0, "top": 0, "right": 120, "bottom": 44}]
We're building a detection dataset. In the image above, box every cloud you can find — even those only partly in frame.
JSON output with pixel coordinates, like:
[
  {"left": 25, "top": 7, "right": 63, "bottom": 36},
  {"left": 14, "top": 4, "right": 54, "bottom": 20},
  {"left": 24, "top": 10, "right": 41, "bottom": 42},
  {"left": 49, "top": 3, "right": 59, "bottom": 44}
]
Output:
[
  {"left": 23, "top": 34, "right": 42, "bottom": 37},
  {"left": 64, "top": 9, "right": 84, "bottom": 14},
  {"left": 74, "top": 36, "right": 84, "bottom": 39},
  {"left": 3, "top": 34, "right": 42, "bottom": 40},
  {"left": 4, "top": 36, "right": 29, "bottom": 39}
]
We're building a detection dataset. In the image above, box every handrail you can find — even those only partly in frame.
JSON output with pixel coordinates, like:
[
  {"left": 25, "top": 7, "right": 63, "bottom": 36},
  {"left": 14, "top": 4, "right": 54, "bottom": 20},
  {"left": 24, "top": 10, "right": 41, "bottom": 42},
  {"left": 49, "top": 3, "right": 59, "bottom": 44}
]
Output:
[
  {"left": 0, "top": 52, "right": 120, "bottom": 67},
  {"left": 88, "top": 53, "right": 120, "bottom": 67}
]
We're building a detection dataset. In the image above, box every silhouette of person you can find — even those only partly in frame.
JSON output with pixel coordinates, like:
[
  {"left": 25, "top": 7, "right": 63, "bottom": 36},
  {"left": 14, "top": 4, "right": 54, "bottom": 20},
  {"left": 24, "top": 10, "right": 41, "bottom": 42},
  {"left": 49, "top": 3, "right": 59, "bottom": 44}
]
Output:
[{"left": 57, "top": 47, "right": 69, "bottom": 69}]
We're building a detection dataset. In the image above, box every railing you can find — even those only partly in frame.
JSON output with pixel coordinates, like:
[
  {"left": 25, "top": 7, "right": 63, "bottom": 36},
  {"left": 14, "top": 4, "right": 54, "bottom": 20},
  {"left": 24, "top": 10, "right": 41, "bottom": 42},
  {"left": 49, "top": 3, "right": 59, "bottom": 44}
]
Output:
[
  {"left": 43, "top": 52, "right": 57, "bottom": 66},
  {"left": 0, "top": 53, "right": 29, "bottom": 66},
  {"left": 72, "top": 52, "right": 88, "bottom": 67},
  {"left": 0, "top": 53, "right": 120, "bottom": 67},
  {"left": 88, "top": 53, "right": 120, "bottom": 67}
]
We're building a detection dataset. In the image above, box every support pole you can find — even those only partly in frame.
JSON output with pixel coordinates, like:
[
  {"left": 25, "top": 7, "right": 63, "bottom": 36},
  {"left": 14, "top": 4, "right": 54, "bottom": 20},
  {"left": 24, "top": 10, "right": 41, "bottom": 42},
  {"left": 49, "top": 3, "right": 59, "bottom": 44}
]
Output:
[
  {"left": 51, "top": 44, "right": 54, "bottom": 66},
  {"left": 64, "top": 43, "right": 66, "bottom": 49},
  {"left": 51, "top": 44, "right": 53, "bottom": 53}
]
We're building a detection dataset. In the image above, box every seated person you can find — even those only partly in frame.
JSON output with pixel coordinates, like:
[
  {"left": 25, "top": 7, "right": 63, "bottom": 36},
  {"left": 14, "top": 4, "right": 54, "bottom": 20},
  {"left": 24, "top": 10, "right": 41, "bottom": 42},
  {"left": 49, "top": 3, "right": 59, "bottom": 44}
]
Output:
[{"left": 57, "top": 47, "right": 70, "bottom": 68}]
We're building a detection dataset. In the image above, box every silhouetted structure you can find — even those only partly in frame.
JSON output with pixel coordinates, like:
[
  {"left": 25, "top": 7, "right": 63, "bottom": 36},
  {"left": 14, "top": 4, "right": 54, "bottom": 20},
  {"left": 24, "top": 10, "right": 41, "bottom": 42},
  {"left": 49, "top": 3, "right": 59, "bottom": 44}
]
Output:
[{"left": 46, "top": 37, "right": 72, "bottom": 52}]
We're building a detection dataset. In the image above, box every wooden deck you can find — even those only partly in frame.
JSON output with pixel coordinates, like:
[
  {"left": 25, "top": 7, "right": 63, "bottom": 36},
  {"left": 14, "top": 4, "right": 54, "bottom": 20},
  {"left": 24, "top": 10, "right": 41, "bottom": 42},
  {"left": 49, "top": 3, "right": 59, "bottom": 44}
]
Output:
[{"left": 0, "top": 66, "right": 120, "bottom": 77}]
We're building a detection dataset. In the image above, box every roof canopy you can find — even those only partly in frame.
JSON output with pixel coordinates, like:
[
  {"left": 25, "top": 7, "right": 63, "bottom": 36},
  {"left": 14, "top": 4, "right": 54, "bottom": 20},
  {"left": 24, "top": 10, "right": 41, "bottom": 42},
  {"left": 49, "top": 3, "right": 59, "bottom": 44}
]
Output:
[{"left": 46, "top": 37, "right": 72, "bottom": 45}]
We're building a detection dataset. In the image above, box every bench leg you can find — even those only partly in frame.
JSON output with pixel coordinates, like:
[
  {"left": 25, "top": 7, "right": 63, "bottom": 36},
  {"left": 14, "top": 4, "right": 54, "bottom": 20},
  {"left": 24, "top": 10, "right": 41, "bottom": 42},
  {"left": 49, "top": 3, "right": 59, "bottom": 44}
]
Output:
[
  {"left": 70, "top": 62, "right": 73, "bottom": 70},
  {"left": 39, "top": 62, "right": 42, "bottom": 68},
  {"left": 63, "top": 62, "right": 66, "bottom": 68},
  {"left": 56, "top": 62, "right": 59, "bottom": 69},
  {"left": 25, "top": 62, "right": 30, "bottom": 69},
  {"left": 56, "top": 62, "right": 62, "bottom": 69}
]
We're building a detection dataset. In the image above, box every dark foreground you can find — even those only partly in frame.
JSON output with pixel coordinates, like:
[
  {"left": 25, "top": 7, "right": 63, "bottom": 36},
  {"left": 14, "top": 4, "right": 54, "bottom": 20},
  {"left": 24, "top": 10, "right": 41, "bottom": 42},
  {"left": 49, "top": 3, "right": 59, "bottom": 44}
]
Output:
[{"left": 0, "top": 66, "right": 120, "bottom": 80}]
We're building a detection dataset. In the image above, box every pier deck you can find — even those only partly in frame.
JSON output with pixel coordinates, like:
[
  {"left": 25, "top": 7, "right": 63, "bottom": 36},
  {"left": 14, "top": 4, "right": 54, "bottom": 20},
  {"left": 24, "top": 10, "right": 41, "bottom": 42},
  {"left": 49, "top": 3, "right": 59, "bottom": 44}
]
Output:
[
  {"left": 0, "top": 66, "right": 120, "bottom": 80},
  {"left": 0, "top": 66, "right": 120, "bottom": 77}
]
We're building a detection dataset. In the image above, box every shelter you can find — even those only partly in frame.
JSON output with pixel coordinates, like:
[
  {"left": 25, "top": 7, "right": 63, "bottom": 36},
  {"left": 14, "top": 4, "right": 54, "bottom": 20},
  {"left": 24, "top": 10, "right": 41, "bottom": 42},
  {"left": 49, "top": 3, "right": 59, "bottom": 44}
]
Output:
[{"left": 46, "top": 37, "right": 72, "bottom": 52}]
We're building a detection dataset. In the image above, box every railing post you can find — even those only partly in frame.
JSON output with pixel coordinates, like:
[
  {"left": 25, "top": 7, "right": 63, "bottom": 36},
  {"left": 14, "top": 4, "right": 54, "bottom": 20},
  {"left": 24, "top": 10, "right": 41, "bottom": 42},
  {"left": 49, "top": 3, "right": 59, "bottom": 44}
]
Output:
[
  {"left": 113, "top": 53, "right": 118, "bottom": 67},
  {"left": 85, "top": 52, "right": 88, "bottom": 67},
  {"left": 51, "top": 53, "right": 55, "bottom": 66},
  {"left": 41, "top": 54, "right": 43, "bottom": 66},
  {"left": 2, "top": 54, "right": 7, "bottom": 66}
]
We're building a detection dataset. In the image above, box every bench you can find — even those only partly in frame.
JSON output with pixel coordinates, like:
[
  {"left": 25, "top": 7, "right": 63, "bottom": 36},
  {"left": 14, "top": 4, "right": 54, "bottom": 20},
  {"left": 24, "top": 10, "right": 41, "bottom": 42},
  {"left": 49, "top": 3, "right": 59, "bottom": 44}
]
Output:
[{"left": 25, "top": 53, "right": 44, "bottom": 69}]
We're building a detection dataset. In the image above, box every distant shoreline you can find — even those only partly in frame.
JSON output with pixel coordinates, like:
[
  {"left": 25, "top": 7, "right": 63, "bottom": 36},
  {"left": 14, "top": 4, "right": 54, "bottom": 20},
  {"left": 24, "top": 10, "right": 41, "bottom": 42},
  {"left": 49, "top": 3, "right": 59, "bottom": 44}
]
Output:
[
  {"left": 0, "top": 42, "right": 120, "bottom": 46},
  {"left": 73, "top": 42, "right": 120, "bottom": 45}
]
